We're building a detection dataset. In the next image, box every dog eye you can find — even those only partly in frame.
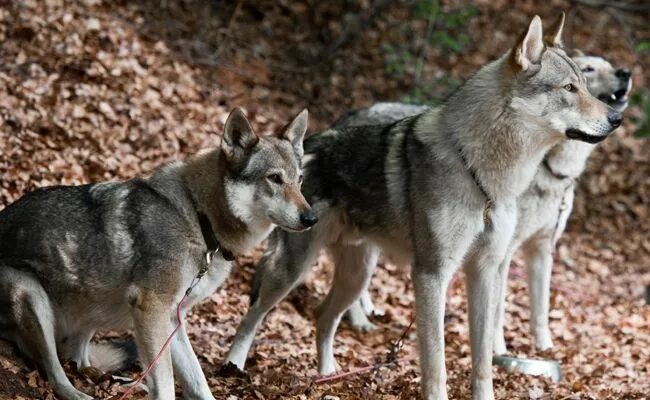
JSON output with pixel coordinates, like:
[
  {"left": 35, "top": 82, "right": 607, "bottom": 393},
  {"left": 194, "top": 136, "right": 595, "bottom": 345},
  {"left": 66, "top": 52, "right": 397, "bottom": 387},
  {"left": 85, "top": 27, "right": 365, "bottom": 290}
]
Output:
[
  {"left": 267, "top": 174, "right": 284, "bottom": 184},
  {"left": 581, "top": 66, "right": 594, "bottom": 73},
  {"left": 563, "top": 83, "right": 577, "bottom": 92}
]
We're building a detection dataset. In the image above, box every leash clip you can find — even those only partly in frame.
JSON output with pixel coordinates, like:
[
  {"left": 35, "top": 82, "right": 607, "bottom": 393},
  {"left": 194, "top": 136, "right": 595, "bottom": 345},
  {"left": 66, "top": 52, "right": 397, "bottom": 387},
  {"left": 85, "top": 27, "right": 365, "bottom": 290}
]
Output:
[{"left": 205, "top": 245, "right": 220, "bottom": 265}]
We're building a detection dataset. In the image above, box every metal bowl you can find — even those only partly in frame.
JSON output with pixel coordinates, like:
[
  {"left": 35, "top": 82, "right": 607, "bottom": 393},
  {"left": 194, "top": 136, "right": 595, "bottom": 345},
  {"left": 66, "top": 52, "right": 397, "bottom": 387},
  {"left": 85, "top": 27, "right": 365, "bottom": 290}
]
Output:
[{"left": 493, "top": 355, "right": 562, "bottom": 382}]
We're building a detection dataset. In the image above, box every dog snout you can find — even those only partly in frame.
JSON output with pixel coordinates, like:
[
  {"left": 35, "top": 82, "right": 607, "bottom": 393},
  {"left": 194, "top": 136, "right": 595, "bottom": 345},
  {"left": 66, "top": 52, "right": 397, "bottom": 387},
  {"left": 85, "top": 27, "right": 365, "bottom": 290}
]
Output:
[
  {"left": 607, "top": 110, "right": 622, "bottom": 129},
  {"left": 615, "top": 68, "right": 631, "bottom": 81},
  {"left": 299, "top": 210, "right": 318, "bottom": 228}
]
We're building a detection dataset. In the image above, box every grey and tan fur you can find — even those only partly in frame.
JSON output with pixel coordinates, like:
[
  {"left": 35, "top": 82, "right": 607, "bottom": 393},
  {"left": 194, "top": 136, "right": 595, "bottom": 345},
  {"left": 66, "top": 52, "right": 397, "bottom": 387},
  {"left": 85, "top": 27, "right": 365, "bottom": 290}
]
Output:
[
  {"left": 335, "top": 54, "right": 632, "bottom": 353},
  {"left": 0, "top": 108, "right": 314, "bottom": 400},
  {"left": 224, "top": 15, "right": 622, "bottom": 400}
]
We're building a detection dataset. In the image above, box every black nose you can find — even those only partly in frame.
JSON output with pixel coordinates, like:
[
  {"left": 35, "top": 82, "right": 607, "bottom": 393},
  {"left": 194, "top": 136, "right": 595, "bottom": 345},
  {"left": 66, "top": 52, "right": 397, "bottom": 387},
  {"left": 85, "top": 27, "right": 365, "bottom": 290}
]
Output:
[
  {"left": 615, "top": 68, "right": 631, "bottom": 80},
  {"left": 300, "top": 211, "right": 318, "bottom": 227},
  {"left": 607, "top": 111, "right": 622, "bottom": 128}
]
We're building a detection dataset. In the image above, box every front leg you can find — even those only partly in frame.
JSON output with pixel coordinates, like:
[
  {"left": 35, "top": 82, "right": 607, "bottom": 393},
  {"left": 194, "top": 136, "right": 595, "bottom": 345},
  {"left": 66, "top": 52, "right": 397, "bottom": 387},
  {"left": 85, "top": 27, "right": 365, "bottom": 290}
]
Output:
[
  {"left": 129, "top": 289, "right": 176, "bottom": 400},
  {"left": 412, "top": 266, "right": 454, "bottom": 400},
  {"left": 412, "top": 208, "right": 477, "bottom": 400},
  {"left": 464, "top": 202, "right": 517, "bottom": 400},
  {"left": 171, "top": 323, "right": 215, "bottom": 400}
]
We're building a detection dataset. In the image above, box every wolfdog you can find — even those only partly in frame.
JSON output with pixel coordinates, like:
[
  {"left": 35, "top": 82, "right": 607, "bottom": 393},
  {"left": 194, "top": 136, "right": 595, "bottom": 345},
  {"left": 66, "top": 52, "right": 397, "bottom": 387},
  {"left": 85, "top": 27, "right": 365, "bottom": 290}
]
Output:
[
  {"left": 335, "top": 53, "right": 633, "bottom": 354},
  {"left": 224, "top": 15, "right": 622, "bottom": 399},
  {"left": 0, "top": 108, "right": 314, "bottom": 400}
]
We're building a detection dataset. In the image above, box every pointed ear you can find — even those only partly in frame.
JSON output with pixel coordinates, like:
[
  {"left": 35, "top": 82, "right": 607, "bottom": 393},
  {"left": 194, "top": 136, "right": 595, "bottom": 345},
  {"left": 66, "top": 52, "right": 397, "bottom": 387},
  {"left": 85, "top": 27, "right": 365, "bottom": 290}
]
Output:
[
  {"left": 570, "top": 48, "right": 585, "bottom": 57},
  {"left": 544, "top": 12, "right": 565, "bottom": 48},
  {"left": 512, "top": 15, "right": 544, "bottom": 72},
  {"left": 221, "top": 107, "right": 258, "bottom": 161},
  {"left": 282, "top": 108, "right": 308, "bottom": 157}
]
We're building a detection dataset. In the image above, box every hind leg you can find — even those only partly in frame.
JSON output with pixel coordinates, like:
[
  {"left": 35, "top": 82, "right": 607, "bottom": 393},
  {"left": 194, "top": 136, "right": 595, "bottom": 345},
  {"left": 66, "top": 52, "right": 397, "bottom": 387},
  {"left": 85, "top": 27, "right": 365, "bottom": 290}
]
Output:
[
  {"left": 316, "top": 242, "right": 379, "bottom": 375},
  {"left": 345, "top": 299, "right": 376, "bottom": 332},
  {"left": 0, "top": 269, "right": 92, "bottom": 400},
  {"left": 521, "top": 236, "right": 554, "bottom": 351},
  {"left": 224, "top": 228, "right": 325, "bottom": 370},
  {"left": 62, "top": 330, "right": 95, "bottom": 368},
  {"left": 492, "top": 246, "right": 516, "bottom": 356},
  {"left": 344, "top": 249, "right": 381, "bottom": 332},
  {"left": 359, "top": 287, "right": 384, "bottom": 317}
]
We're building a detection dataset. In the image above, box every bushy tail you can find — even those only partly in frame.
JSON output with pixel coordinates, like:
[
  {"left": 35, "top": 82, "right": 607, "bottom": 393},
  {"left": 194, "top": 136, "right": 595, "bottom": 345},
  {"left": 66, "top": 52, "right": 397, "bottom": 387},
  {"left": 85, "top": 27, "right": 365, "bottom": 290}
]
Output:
[{"left": 89, "top": 339, "right": 138, "bottom": 372}]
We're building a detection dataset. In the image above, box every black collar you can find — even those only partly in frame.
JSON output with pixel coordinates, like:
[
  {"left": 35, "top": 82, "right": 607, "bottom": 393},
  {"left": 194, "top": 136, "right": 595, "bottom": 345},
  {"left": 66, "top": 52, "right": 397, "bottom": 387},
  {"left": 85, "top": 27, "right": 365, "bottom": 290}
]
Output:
[
  {"left": 197, "top": 212, "right": 235, "bottom": 262},
  {"left": 456, "top": 143, "right": 494, "bottom": 224},
  {"left": 542, "top": 157, "right": 571, "bottom": 180}
]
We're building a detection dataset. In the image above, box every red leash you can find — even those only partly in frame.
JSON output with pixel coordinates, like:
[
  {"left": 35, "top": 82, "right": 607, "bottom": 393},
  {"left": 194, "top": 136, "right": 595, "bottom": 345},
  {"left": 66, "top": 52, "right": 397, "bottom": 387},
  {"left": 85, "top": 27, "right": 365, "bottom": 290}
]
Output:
[
  {"left": 309, "top": 315, "right": 416, "bottom": 387},
  {"left": 117, "top": 266, "right": 208, "bottom": 399}
]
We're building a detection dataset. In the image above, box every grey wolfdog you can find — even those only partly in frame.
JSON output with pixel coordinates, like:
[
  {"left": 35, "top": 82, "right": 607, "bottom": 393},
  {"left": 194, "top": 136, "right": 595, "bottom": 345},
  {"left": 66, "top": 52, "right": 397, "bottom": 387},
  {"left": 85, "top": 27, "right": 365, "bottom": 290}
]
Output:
[
  {"left": 224, "top": 15, "right": 622, "bottom": 399},
  {"left": 0, "top": 108, "right": 314, "bottom": 400},
  {"left": 334, "top": 53, "right": 633, "bottom": 355}
]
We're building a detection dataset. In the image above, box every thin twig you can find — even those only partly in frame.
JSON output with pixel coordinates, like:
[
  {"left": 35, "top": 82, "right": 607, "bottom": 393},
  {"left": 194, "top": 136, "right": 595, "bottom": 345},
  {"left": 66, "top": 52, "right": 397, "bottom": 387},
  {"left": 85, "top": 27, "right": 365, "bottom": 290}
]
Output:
[
  {"left": 320, "top": 0, "right": 393, "bottom": 61},
  {"left": 311, "top": 356, "right": 417, "bottom": 385},
  {"left": 214, "top": 1, "right": 242, "bottom": 59},
  {"left": 605, "top": 8, "right": 642, "bottom": 66},
  {"left": 415, "top": 8, "right": 437, "bottom": 84},
  {"left": 303, "top": 314, "right": 416, "bottom": 393}
]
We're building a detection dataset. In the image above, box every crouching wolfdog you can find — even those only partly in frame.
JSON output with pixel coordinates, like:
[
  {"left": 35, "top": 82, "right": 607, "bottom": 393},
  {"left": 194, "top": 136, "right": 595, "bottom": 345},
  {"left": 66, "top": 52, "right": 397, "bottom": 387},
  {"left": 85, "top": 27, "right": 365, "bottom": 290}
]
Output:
[
  {"left": 224, "top": 15, "right": 622, "bottom": 399},
  {"left": 0, "top": 108, "right": 314, "bottom": 400}
]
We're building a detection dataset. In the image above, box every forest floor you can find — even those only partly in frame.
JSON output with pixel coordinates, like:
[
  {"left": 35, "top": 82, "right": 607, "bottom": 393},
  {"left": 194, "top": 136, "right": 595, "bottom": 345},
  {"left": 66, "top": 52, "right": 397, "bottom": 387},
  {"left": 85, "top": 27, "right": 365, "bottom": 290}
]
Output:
[{"left": 0, "top": 0, "right": 649, "bottom": 399}]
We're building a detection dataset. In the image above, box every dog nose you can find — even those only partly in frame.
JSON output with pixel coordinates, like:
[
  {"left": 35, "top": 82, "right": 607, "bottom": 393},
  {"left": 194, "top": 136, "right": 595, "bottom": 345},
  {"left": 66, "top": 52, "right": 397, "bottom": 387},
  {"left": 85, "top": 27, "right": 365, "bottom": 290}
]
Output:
[
  {"left": 607, "top": 111, "right": 622, "bottom": 128},
  {"left": 300, "top": 211, "right": 318, "bottom": 227},
  {"left": 615, "top": 68, "right": 631, "bottom": 80}
]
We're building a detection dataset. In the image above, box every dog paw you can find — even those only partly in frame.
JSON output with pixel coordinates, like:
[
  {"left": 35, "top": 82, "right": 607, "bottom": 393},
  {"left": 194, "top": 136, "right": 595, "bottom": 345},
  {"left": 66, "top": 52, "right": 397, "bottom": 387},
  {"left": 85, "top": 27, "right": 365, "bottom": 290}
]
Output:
[
  {"left": 493, "top": 336, "right": 508, "bottom": 356},
  {"left": 53, "top": 385, "right": 93, "bottom": 400},
  {"left": 185, "top": 394, "right": 217, "bottom": 400},
  {"left": 346, "top": 305, "right": 377, "bottom": 332},
  {"left": 319, "top": 358, "right": 340, "bottom": 376},
  {"left": 369, "top": 307, "right": 385, "bottom": 317},
  {"left": 350, "top": 320, "right": 377, "bottom": 332},
  {"left": 535, "top": 334, "right": 554, "bottom": 351},
  {"left": 218, "top": 361, "right": 248, "bottom": 377},
  {"left": 471, "top": 378, "right": 495, "bottom": 400}
]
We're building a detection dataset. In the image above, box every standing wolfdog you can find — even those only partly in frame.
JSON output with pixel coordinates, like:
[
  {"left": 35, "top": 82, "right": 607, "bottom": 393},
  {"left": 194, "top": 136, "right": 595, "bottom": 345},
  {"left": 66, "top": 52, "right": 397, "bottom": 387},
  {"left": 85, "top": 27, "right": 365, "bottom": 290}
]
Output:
[
  {"left": 225, "top": 15, "right": 622, "bottom": 399},
  {"left": 335, "top": 53, "right": 633, "bottom": 353},
  {"left": 0, "top": 108, "right": 314, "bottom": 400}
]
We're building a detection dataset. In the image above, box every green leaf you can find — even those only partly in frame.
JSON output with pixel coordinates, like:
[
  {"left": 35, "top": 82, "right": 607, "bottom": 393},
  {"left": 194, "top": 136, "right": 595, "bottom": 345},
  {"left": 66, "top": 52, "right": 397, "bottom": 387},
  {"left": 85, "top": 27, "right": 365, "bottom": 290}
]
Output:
[
  {"left": 635, "top": 41, "right": 650, "bottom": 54},
  {"left": 633, "top": 120, "right": 650, "bottom": 138}
]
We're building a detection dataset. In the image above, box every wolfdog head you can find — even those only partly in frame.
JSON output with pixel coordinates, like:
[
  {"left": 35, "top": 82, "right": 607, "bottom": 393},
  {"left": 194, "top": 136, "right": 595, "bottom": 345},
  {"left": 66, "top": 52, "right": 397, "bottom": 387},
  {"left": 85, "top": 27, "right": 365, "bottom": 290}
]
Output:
[
  {"left": 508, "top": 14, "right": 622, "bottom": 144},
  {"left": 221, "top": 108, "right": 317, "bottom": 232},
  {"left": 572, "top": 53, "right": 632, "bottom": 112},
  {"left": 542, "top": 52, "right": 633, "bottom": 177}
]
